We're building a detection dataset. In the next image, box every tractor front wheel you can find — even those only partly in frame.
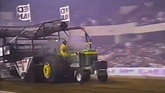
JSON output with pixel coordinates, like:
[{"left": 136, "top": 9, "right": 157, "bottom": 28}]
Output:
[{"left": 75, "top": 70, "right": 90, "bottom": 84}]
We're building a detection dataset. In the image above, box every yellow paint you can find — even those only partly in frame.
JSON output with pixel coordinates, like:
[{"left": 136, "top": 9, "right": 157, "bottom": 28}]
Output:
[
  {"left": 43, "top": 62, "right": 51, "bottom": 78},
  {"left": 83, "top": 52, "right": 98, "bottom": 55}
]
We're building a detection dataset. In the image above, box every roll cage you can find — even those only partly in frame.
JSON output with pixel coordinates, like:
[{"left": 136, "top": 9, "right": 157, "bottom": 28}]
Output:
[{"left": 0, "top": 20, "right": 92, "bottom": 63}]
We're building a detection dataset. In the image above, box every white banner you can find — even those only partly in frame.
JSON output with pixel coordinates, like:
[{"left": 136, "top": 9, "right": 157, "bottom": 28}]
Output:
[
  {"left": 59, "top": 5, "right": 70, "bottom": 23},
  {"left": 16, "top": 4, "right": 31, "bottom": 22},
  {"left": 107, "top": 68, "right": 165, "bottom": 77}
]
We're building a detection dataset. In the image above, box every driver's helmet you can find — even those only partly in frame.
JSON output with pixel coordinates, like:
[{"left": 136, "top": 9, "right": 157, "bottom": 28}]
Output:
[{"left": 62, "top": 39, "right": 67, "bottom": 44}]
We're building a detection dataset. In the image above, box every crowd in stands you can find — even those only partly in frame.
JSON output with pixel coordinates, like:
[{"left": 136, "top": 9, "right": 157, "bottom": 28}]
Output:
[
  {"left": 77, "top": 11, "right": 165, "bottom": 27},
  {"left": 71, "top": 1, "right": 165, "bottom": 27},
  {"left": 130, "top": 11, "right": 165, "bottom": 26},
  {"left": 97, "top": 41, "right": 165, "bottom": 68},
  {"left": 1, "top": 0, "right": 165, "bottom": 27}
]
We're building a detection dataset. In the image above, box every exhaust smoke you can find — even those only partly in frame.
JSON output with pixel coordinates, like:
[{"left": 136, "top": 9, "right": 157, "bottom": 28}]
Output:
[{"left": 68, "top": 36, "right": 86, "bottom": 51}]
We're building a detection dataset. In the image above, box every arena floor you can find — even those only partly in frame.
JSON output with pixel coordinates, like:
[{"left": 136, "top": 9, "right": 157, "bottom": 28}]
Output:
[{"left": 0, "top": 77, "right": 165, "bottom": 93}]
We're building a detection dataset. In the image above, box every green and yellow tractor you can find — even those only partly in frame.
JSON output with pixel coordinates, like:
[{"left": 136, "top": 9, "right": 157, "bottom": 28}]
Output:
[{"left": 0, "top": 20, "right": 108, "bottom": 84}]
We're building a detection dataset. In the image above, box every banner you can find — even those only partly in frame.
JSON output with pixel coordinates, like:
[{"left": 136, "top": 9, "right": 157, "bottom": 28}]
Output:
[
  {"left": 16, "top": 4, "right": 31, "bottom": 22},
  {"left": 107, "top": 68, "right": 165, "bottom": 77},
  {"left": 59, "top": 5, "right": 70, "bottom": 23}
]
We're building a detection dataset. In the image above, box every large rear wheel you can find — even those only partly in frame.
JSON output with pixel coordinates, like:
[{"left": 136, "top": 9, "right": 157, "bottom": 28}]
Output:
[
  {"left": 42, "top": 55, "right": 69, "bottom": 83},
  {"left": 43, "top": 62, "right": 51, "bottom": 79},
  {"left": 24, "top": 65, "right": 43, "bottom": 83}
]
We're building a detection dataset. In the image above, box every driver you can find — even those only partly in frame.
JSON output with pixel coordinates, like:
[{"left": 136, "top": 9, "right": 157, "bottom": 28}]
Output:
[{"left": 59, "top": 40, "right": 70, "bottom": 58}]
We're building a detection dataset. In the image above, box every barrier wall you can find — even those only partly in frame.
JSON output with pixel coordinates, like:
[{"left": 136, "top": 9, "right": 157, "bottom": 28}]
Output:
[
  {"left": 70, "top": 22, "right": 165, "bottom": 36},
  {"left": 107, "top": 67, "right": 165, "bottom": 77},
  {"left": 70, "top": 23, "right": 136, "bottom": 36}
]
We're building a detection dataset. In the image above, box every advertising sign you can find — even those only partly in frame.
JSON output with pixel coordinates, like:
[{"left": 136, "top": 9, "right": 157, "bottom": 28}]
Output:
[
  {"left": 16, "top": 4, "right": 31, "bottom": 22},
  {"left": 107, "top": 68, "right": 165, "bottom": 77},
  {"left": 59, "top": 5, "right": 70, "bottom": 23}
]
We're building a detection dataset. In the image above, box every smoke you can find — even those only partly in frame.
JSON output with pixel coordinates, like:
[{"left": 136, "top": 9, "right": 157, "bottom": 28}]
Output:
[{"left": 68, "top": 36, "right": 86, "bottom": 51}]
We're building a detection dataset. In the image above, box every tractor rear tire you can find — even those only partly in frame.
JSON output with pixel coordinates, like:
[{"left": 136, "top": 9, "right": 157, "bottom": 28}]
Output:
[
  {"left": 66, "top": 68, "right": 76, "bottom": 82},
  {"left": 42, "top": 55, "right": 69, "bottom": 83},
  {"left": 97, "top": 74, "right": 108, "bottom": 82},
  {"left": 75, "top": 70, "right": 91, "bottom": 84},
  {"left": 24, "top": 65, "right": 43, "bottom": 83}
]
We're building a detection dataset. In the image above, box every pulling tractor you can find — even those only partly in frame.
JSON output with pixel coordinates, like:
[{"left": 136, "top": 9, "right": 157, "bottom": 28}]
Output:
[{"left": 0, "top": 20, "right": 108, "bottom": 84}]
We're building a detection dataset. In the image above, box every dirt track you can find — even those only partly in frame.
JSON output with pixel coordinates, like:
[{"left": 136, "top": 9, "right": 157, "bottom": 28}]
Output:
[{"left": 0, "top": 77, "right": 165, "bottom": 93}]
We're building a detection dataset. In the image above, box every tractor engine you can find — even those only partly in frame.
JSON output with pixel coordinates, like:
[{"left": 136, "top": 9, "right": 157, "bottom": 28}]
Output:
[{"left": 79, "top": 50, "right": 98, "bottom": 68}]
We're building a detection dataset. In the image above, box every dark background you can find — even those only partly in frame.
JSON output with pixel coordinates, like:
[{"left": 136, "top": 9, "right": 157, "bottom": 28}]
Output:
[{"left": 0, "top": 0, "right": 165, "bottom": 26}]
